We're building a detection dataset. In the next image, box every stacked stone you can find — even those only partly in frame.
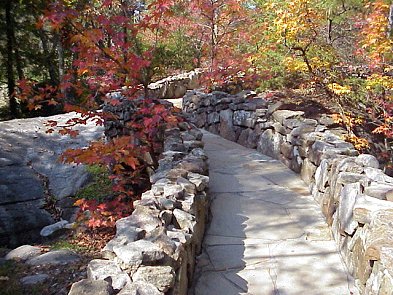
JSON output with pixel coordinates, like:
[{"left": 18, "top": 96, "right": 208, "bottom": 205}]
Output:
[
  {"left": 183, "top": 89, "right": 393, "bottom": 294},
  {"left": 147, "top": 70, "right": 201, "bottom": 99},
  {"left": 69, "top": 120, "right": 209, "bottom": 294}
]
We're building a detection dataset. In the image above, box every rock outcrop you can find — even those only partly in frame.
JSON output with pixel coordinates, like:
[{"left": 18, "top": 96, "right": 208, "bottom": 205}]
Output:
[{"left": 0, "top": 113, "right": 103, "bottom": 247}]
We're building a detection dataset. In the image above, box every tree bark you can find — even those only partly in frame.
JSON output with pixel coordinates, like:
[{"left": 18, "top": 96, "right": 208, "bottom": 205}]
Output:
[
  {"left": 11, "top": 14, "right": 24, "bottom": 81},
  {"left": 38, "top": 28, "right": 58, "bottom": 84},
  {"left": 57, "top": 35, "right": 64, "bottom": 91},
  {"left": 388, "top": 4, "right": 393, "bottom": 37},
  {"left": 5, "top": 0, "right": 18, "bottom": 118}
]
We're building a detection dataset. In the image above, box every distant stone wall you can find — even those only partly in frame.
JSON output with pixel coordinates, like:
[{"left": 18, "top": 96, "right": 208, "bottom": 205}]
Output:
[
  {"left": 147, "top": 70, "right": 201, "bottom": 99},
  {"left": 183, "top": 90, "right": 393, "bottom": 294},
  {"left": 69, "top": 101, "right": 209, "bottom": 295}
]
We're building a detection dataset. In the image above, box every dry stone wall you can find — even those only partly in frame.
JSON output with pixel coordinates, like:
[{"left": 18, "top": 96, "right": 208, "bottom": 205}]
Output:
[
  {"left": 183, "top": 90, "right": 393, "bottom": 294},
  {"left": 69, "top": 100, "right": 209, "bottom": 295},
  {"left": 147, "top": 70, "right": 201, "bottom": 99}
]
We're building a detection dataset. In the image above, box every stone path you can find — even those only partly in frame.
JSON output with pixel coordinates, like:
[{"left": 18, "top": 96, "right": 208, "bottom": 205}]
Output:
[{"left": 192, "top": 131, "right": 357, "bottom": 295}]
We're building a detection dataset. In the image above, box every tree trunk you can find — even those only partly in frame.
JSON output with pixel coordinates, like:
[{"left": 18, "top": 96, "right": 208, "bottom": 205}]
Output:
[
  {"left": 57, "top": 35, "right": 65, "bottom": 94},
  {"left": 38, "top": 28, "right": 58, "bottom": 84},
  {"left": 11, "top": 19, "right": 24, "bottom": 80},
  {"left": 5, "top": 0, "right": 18, "bottom": 118},
  {"left": 388, "top": 4, "right": 393, "bottom": 37}
]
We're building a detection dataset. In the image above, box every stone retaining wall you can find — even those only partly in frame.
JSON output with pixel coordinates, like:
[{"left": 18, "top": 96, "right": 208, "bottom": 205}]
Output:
[
  {"left": 183, "top": 90, "right": 393, "bottom": 294},
  {"left": 69, "top": 102, "right": 209, "bottom": 294}
]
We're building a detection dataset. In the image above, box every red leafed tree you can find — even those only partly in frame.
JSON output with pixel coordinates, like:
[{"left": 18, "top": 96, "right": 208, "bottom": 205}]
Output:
[
  {"left": 176, "top": 0, "right": 258, "bottom": 91},
  {"left": 17, "top": 0, "right": 181, "bottom": 229}
]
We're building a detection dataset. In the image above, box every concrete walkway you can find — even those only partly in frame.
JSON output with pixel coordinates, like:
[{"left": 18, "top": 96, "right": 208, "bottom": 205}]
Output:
[{"left": 192, "top": 131, "right": 356, "bottom": 295}]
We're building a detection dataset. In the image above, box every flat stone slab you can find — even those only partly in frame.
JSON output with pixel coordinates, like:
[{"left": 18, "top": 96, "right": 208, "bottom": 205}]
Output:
[
  {"left": 192, "top": 131, "right": 357, "bottom": 295},
  {"left": 20, "top": 273, "right": 49, "bottom": 285},
  {"left": 5, "top": 245, "right": 42, "bottom": 261},
  {"left": 26, "top": 249, "right": 79, "bottom": 266}
]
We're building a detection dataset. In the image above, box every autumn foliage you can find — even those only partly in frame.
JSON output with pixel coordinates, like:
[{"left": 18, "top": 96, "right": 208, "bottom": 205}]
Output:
[{"left": 11, "top": 0, "right": 393, "bottom": 227}]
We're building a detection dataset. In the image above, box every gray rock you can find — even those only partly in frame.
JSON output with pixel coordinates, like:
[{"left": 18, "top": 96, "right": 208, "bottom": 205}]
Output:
[
  {"left": 177, "top": 158, "right": 207, "bottom": 175},
  {"left": 119, "top": 206, "right": 161, "bottom": 232},
  {"left": 167, "top": 230, "right": 192, "bottom": 244},
  {"left": 165, "top": 168, "right": 189, "bottom": 181},
  {"left": 364, "top": 167, "right": 393, "bottom": 183},
  {"left": 257, "top": 129, "right": 282, "bottom": 159},
  {"left": 26, "top": 249, "right": 79, "bottom": 266},
  {"left": 288, "top": 123, "right": 316, "bottom": 144},
  {"left": 0, "top": 167, "right": 44, "bottom": 204},
  {"left": 133, "top": 266, "right": 175, "bottom": 292},
  {"left": 176, "top": 177, "right": 196, "bottom": 194},
  {"left": 337, "top": 172, "right": 365, "bottom": 185},
  {"left": 267, "top": 101, "right": 283, "bottom": 115},
  {"left": 283, "top": 118, "right": 303, "bottom": 129},
  {"left": 40, "top": 220, "right": 70, "bottom": 237},
  {"left": 364, "top": 183, "right": 393, "bottom": 200},
  {"left": 0, "top": 201, "right": 54, "bottom": 247},
  {"left": 308, "top": 140, "right": 334, "bottom": 165},
  {"left": 20, "top": 274, "right": 49, "bottom": 285},
  {"left": 0, "top": 113, "right": 103, "bottom": 247},
  {"left": 144, "top": 228, "right": 177, "bottom": 257},
  {"left": 184, "top": 140, "right": 204, "bottom": 150},
  {"left": 0, "top": 157, "right": 14, "bottom": 167},
  {"left": 219, "top": 109, "right": 237, "bottom": 141},
  {"left": 113, "top": 240, "right": 165, "bottom": 267},
  {"left": 156, "top": 197, "right": 179, "bottom": 210},
  {"left": 300, "top": 158, "right": 317, "bottom": 184},
  {"left": 354, "top": 195, "right": 393, "bottom": 224},
  {"left": 114, "top": 222, "right": 144, "bottom": 243},
  {"left": 237, "top": 128, "right": 258, "bottom": 149},
  {"left": 118, "top": 282, "right": 162, "bottom": 295},
  {"left": 5, "top": 245, "right": 42, "bottom": 261},
  {"left": 318, "top": 114, "right": 336, "bottom": 126},
  {"left": 173, "top": 209, "right": 196, "bottom": 233},
  {"left": 280, "top": 141, "right": 293, "bottom": 159},
  {"left": 68, "top": 279, "right": 113, "bottom": 295},
  {"left": 365, "top": 261, "right": 384, "bottom": 295},
  {"left": 380, "top": 271, "right": 393, "bottom": 294},
  {"left": 273, "top": 122, "right": 287, "bottom": 135},
  {"left": 355, "top": 154, "right": 380, "bottom": 169},
  {"left": 47, "top": 164, "right": 91, "bottom": 199},
  {"left": 233, "top": 110, "right": 256, "bottom": 128},
  {"left": 314, "top": 159, "right": 329, "bottom": 192},
  {"left": 351, "top": 229, "right": 372, "bottom": 285},
  {"left": 190, "top": 148, "right": 207, "bottom": 159},
  {"left": 207, "top": 112, "right": 220, "bottom": 124},
  {"left": 272, "top": 110, "right": 304, "bottom": 125},
  {"left": 363, "top": 210, "right": 393, "bottom": 261},
  {"left": 163, "top": 184, "right": 185, "bottom": 199},
  {"left": 187, "top": 172, "right": 209, "bottom": 192},
  {"left": 380, "top": 247, "right": 393, "bottom": 276},
  {"left": 338, "top": 183, "right": 360, "bottom": 235},
  {"left": 255, "top": 108, "right": 267, "bottom": 117},
  {"left": 87, "top": 259, "right": 131, "bottom": 290}
]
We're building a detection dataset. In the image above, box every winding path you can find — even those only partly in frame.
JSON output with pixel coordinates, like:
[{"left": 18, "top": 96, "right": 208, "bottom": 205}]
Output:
[{"left": 192, "top": 131, "right": 357, "bottom": 295}]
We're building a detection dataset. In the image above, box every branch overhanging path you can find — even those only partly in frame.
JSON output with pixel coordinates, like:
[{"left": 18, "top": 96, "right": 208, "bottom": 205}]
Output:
[{"left": 191, "top": 130, "right": 357, "bottom": 295}]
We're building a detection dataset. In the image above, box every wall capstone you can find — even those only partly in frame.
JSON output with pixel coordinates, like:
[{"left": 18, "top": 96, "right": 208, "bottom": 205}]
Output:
[
  {"left": 183, "top": 89, "right": 393, "bottom": 294},
  {"left": 148, "top": 70, "right": 202, "bottom": 99}
]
